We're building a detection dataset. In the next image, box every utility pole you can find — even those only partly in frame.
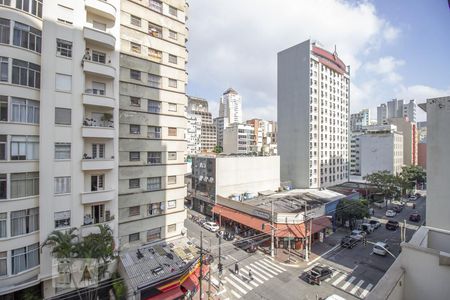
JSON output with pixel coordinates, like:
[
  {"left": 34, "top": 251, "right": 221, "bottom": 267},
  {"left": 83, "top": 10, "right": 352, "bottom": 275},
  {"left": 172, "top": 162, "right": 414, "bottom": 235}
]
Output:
[
  {"left": 271, "top": 199, "right": 275, "bottom": 258},
  {"left": 309, "top": 217, "right": 313, "bottom": 255},
  {"left": 288, "top": 232, "right": 291, "bottom": 263},
  {"left": 207, "top": 270, "right": 211, "bottom": 299},
  {"left": 218, "top": 235, "right": 222, "bottom": 275},
  {"left": 304, "top": 202, "right": 309, "bottom": 261},
  {"left": 199, "top": 231, "right": 203, "bottom": 299}
]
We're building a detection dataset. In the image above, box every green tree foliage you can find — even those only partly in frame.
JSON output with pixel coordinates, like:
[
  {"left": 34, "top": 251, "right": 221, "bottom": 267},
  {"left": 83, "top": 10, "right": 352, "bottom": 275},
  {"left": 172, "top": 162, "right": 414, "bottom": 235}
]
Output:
[
  {"left": 42, "top": 227, "right": 79, "bottom": 258},
  {"left": 400, "top": 165, "right": 426, "bottom": 186},
  {"left": 213, "top": 145, "right": 223, "bottom": 153},
  {"left": 112, "top": 272, "right": 127, "bottom": 300},
  {"left": 336, "top": 199, "right": 369, "bottom": 229},
  {"left": 364, "top": 170, "right": 400, "bottom": 200}
]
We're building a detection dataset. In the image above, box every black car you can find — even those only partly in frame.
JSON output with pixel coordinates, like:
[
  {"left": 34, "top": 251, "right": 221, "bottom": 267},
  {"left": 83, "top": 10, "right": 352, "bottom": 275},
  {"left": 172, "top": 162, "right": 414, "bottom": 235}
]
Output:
[
  {"left": 392, "top": 205, "right": 403, "bottom": 213},
  {"left": 305, "top": 266, "right": 333, "bottom": 285},
  {"left": 386, "top": 220, "right": 399, "bottom": 230},
  {"left": 233, "top": 239, "right": 257, "bottom": 253},
  {"left": 409, "top": 212, "right": 421, "bottom": 222},
  {"left": 340, "top": 236, "right": 358, "bottom": 249},
  {"left": 223, "top": 231, "right": 235, "bottom": 241}
]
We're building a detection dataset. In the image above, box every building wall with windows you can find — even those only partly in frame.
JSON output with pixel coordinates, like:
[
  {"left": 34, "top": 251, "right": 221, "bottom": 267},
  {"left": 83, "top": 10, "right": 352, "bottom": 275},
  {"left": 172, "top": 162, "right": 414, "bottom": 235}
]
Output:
[
  {"left": 219, "top": 88, "right": 242, "bottom": 125},
  {"left": 350, "top": 108, "right": 370, "bottom": 132},
  {"left": 187, "top": 96, "right": 216, "bottom": 154},
  {"left": 388, "top": 117, "right": 418, "bottom": 166},
  {"left": 222, "top": 123, "right": 257, "bottom": 154}
]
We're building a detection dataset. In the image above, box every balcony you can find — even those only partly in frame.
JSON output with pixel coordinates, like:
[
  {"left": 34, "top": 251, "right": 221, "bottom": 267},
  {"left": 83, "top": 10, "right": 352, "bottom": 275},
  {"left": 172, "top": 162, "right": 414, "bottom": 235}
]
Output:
[
  {"left": 83, "top": 59, "right": 116, "bottom": 79},
  {"left": 83, "top": 91, "right": 115, "bottom": 108},
  {"left": 83, "top": 26, "right": 116, "bottom": 50},
  {"left": 81, "top": 159, "right": 114, "bottom": 171},
  {"left": 82, "top": 119, "right": 115, "bottom": 138},
  {"left": 81, "top": 189, "right": 115, "bottom": 204},
  {"left": 85, "top": 0, "right": 117, "bottom": 22},
  {"left": 80, "top": 216, "right": 114, "bottom": 237}
]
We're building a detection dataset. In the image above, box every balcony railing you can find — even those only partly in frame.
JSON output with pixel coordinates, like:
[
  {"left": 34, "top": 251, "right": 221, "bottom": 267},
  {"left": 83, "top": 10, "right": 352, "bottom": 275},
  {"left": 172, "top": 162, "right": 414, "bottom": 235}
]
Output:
[
  {"left": 85, "top": 88, "right": 105, "bottom": 96},
  {"left": 83, "top": 117, "right": 114, "bottom": 128}
]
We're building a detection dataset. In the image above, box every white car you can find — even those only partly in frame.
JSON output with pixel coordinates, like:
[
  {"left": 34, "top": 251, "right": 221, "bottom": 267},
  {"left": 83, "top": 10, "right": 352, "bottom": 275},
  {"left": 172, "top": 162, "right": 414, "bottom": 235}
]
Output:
[
  {"left": 203, "top": 222, "right": 220, "bottom": 232},
  {"left": 325, "top": 295, "right": 347, "bottom": 300},
  {"left": 350, "top": 230, "right": 366, "bottom": 241},
  {"left": 373, "top": 242, "right": 389, "bottom": 256},
  {"left": 385, "top": 210, "right": 396, "bottom": 217},
  {"left": 408, "top": 195, "right": 418, "bottom": 201}
]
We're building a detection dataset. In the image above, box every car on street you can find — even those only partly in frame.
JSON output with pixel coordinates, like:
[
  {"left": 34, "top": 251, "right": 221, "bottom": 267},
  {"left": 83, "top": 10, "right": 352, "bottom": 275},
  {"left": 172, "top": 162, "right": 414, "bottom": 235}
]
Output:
[
  {"left": 350, "top": 230, "right": 366, "bottom": 240},
  {"left": 385, "top": 210, "right": 397, "bottom": 217},
  {"left": 359, "top": 223, "right": 374, "bottom": 234},
  {"left": 409, "top": 195, "right": 418, "bottom": 201},
  {"left": 369, "top": 219, "right": 381, "bottom": 229},
  {"left": 409, "top": 212, "right": 421, "bottom": 222},
  {"left": 392, "top": 205, "right": 403, "bottom": 213},
  {"left": 223, "top": 231, "right": 235, "bottom": 241},
  {"left": 325, "top": 295, "right": 347, "bottom": 300},
  {"left": 233, "top": 239, "right": 258, "bottom": 253},
  {"left": 203, "top": 222, "right": 220, "bottom": 232},
  {"left": 373, "top": 242, "right": 390, "bottom": 256},
  {"left": 340, "top": 236, "right": 358, "bottom": 248},
  {"left": 305, "top": 266, "right": 333, "bottom": 285},
  {"left": 386, "top": 220, "right": 399, "bottom": 230}
]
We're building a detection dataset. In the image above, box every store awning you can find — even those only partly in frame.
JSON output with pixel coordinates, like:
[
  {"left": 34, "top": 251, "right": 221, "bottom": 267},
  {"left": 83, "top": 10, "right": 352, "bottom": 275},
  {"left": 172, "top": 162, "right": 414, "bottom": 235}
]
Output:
[{"left": 144, "top": 287, "right": 184, "bottom": 300}]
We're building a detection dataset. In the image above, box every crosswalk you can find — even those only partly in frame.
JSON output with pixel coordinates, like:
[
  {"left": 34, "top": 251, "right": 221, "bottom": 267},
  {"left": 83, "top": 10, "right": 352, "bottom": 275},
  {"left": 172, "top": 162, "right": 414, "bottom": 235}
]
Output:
[
  {"left": 307, "top": 263, "right": 374, "bottom": 299},
  {"left": 215, "top": 258, "right": 287, "bottom": 299}
]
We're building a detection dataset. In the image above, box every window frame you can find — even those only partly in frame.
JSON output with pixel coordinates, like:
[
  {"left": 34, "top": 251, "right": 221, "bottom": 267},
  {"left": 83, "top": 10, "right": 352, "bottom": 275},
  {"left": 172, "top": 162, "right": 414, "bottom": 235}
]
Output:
[
  {"left": 56, "top": 39, "right": 72, "bottom": 58},
  {"left": 129, "top": 178, "right": 140, "bottom": 189},
  {"left": 129, "top": 124, "right": 140, "bottom": 134},
  {"left": 54, "top": 176, "right": 71, "bottom": 194},
  {"left": 54, "top": 143, "right": 71, "bottom": 160}
]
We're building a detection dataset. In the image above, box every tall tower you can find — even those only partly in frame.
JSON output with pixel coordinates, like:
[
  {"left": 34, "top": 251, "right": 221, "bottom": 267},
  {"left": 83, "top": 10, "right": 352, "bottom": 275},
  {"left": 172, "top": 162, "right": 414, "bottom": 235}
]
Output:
[
  {"left": 219, "top": 87, "right": 243, "bottom": 124},
  {"left": 278, "top": 40, "right": 350, "bottom": 188}
]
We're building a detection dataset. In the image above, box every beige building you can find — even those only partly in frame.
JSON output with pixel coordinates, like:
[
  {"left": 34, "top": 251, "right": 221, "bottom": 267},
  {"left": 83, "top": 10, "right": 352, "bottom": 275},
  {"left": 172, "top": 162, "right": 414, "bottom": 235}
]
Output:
[
  {"left": 187, "top": 96, "right": 216, "bottom": 154},
  {"left": 223, "top": 123, "right": 257, "bottom": 154},
  {"left": 388, "top": 117, "right": 418, "bottom": 166}
]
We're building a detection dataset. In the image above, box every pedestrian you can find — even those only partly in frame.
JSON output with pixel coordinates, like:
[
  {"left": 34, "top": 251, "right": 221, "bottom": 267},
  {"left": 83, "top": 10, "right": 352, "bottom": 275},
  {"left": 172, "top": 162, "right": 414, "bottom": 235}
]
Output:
[
  {"left": 248, "top": 269, "right": 253, "bottom": 281},
  {"left": 234, "top": 263, "right": 239, "bottom": 275}
]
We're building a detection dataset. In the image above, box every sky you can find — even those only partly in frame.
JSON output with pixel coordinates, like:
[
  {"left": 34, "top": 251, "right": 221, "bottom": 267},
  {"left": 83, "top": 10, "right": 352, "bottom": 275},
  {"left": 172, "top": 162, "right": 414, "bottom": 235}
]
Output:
[{"left": 186, "top": 0, "right": 450, "bottom": 123}]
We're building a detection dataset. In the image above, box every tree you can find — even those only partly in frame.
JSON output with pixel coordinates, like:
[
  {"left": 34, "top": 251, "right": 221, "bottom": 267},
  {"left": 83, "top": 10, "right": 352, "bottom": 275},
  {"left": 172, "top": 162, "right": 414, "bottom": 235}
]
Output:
[
  {"left": 336, "top": 199, "right": 369, "bottom": 229},
  {"left": 213, "top": 145, "right": 223, "bottom": 153},
  {"left": 400, "top": 165, "right": 426, "bottom": 190},
  {"left": 364, "top": 171, "right": 399, "bottom": 203},
  {"left": 42, "top": 227, "right": 79, "bottom": 259}
]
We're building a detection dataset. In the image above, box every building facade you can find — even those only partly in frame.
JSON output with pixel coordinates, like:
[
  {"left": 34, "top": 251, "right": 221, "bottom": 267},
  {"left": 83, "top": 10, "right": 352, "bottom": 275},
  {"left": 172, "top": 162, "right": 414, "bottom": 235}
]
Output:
[
  {"left": 213, "top": 116, "right": 227, "bottom": 149},
  {"left": 377, "top": 98, "right": 418, "bottom": 125},
  {"left": 402, "top": 99, "right": 417, "bottom": 123},
  {"left": 278, "top": 40, "right": 350, "bottom": 188},
  {"left": 222, "top": 123, "right": 257, "bottom": 154},
  {"left": 246, "top": 118, "right": 278, "bottom": 155},
  {"left": 388, "top": 117, "right": 418, "bottom": 166},
  {"left": 186, "top": 114, "right": 201, "bottom": 155},
  {"left": 350, "top": 108, "right": 370, "bottom": 132},
  {"left": 377, "top": 103, "right": 388, "bottom": 125},
  {"left": 219, "top": 87, "right": 242, "bottom": 125},
  {"left": 187, "top": 96, "right": 216, "bottom": 153}
]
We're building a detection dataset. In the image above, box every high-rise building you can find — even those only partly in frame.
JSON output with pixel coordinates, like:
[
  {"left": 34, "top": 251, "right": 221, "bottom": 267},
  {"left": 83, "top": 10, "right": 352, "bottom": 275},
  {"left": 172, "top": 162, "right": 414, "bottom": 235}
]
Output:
[
  {"left": 387, "top": 98, "right": 404, "bottom": 119},
  {"left": 222, "top": 123, "right": 257, "bottom": 154},
  {"left": 0, "top": 0, "right": 120, "bottom": 298},
  {"left": 377, "top": 103, "right": 388, "bottom": 125},
  {"left": 403, "top": 99, "right": 417, "bottom": 123},
  {"left": 187, "top": 96, "right": 216, "bottom": 154},
  {"left": 388, "top": 117, "right": 418, "bottom": 166},
  {"left": 118, "top": 0, "right": 188, "bottom": 247},
  {"left": 278, "top": 40, "right": 350, "bottom": 188},
  {"left": 219, "top": 87, "right": 242, "bottom": 125},
  {"left": 377, "top": 98, "right": 418, "bottom": 124},
  {"left": 350, "top": 108, "right": 370, "bottom": 132},
  {"left": 186, "top": 114, "right": 201, "bottom": 155},
  {"left": 214, "top": 116, "right": 227, "bottom": 148}
]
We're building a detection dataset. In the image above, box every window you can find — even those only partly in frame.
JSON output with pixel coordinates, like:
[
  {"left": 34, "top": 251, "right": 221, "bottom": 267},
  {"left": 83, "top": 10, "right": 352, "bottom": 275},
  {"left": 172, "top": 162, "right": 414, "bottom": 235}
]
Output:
[
  {"left": 54, "top": 176, "right": 71, "bottom": 194},
  {"left": 54, "top": 211, "right": 70, "bottom": 229},
  {"left": 12, "top": 59, "right": 40, "bottom": 88},
  {"left": 130, "top": 69, "right": 141, "bottom": 80},
  {"left": 168, "top": 224, "right": 176, "bottom": 233},
  {"left": 168, "top": 54, "right": 177, "bottom": 64},
  {"left": 148, "top": 74, "right": 161, "bottom": 88},
  {"left": 0, "top": 213, "right": 6, "bottom": 238},
  {"left": 149, "top": 0, "right": 162, "bottom": 13},
  {"left": 148, "top": 126, "right": 161, "bottom": 139},
  {"left": 129, "top": 206, "right": 140, "bottom": 217},
  {"left": 90, "top": 175, "right": 104, "bottom": 191},
  {"left": 0, "top": 174, "right": 6, "bottom": 198},
  {"left": 13, "top": 21, "right": 41, "bottom": 53},
  {"left": 91, "top": 82, "right": 105, "bottom": 95},
  {"left": 130, "top": 97, "right": 140, "bottom": 107},
  {"left": 129, "top": 233, "right": 139, "bottom": 242},
  {"left": 10, "top": 172, "right": 38, "bottom": 198},
  {"left": 168, "top": 152, "right": 177, "bottom": 160},
  {"left": 55, "top": 73, "right": 72, "bottom": 91},
  {"left": 168, "top": 127, "right": 177, "bottom": 136},
  {"left": 11, "top": 135, "right": 38, "bottom": 160},
  {"left": 129, "top": 178, "right": 140, "bottom": 189},
  {"left": 0, "top": 18, "right": 10, "bottom": 44},
  {"left": 0, "top": 96, "right": 7, "bottom": 121},
  {"left": 10, "top": 208, "right": 39, "bottom": 236},
  {"left": 168, "top": 103, "right": 177, "bottom": 112},
  {"left": 130, "top": 15, "right": 141, "bottom": 27},
  {"left": 0, "top": 251, "right": 6, "bottom": 276},
  {"left": 148, "top": 23, "right": 162, "bottom": 38},
  {"left": 168, "top": 78, "right": 177, "bottom": 88},
  {"left": 16, "top": 0, "right": 42, "bottom": 18},
  {"left": 147, "top": 227, "right": 161, "bottom": 242},
  {"left": 147, "top": 177, "right": 161, "bottom": 191},
  {"left": 169, "top": 5, "right": 178, "bottom": 17},
  {"left": 130, "top": 42, "right": 140, "bottom": 53},
  {"left": 167, "top": 200, "right": 176, "bottom": 209},
  {"left": 129, "top": 124, "right": 140, "bottom": 134},
  {"left": 89, "top": 204, "right": 105, "bottom": 224},
  {"left": 129, "top": 151, "right": 140, "bottom": 161},
  {"left": 148, "top": 100, "right": 161, "bottom": 113},
  {"left": 92, "top": 51, "right": 106, "bottom": 64},
  {"left": 56, "top": 39, "right": 72, "bottom": 57},
  {"left": 0, "top": 57, "right": 8, "bottom": 82},
  {"left": 55, "top": 108, "right": 71, "bottom": 125},
  {"left": 11, "top": 98, "right": 39, "bottom": 124},
  {"left": 55, "top": 143, "right": 70, "bottom": 159},
  {"left": 56, "top": 4, "right": 73, "bottom": 25},
  {"left": 168, "top": 176, "right": 176, "bottom": 185},
  {"left": 147, "top": 152, "right": 161, "bottom": 164},
  {"left": 11, "top": 243, "right": 39, "bottom": 274},
  {"left": 148, "top": 202, "right": 163, "bottom": 215},
  {"left": 169, "top": 30, "right": 177, "bottom": 40},
  {"left": 148, "top": 48, "right": 162, "bottom": 62},
  {"left": 92, "top": 144, "right": 105, "bottom": 159},
  {"left": 93, "top": 21, "right": 106, "bottom": 31}
]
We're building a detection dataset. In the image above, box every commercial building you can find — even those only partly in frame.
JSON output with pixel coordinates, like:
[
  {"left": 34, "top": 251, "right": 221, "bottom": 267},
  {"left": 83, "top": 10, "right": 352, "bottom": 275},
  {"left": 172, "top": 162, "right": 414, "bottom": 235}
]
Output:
[
  {"left": 377, "top": 99, "right": 418, "bottom": 125},
  {"left": 213, "top": 116, "right": 227, "bottom": 148},
  {"left": 350, "top": 108, "right": 370, "bottom": 132},
  {"left": 219, "top": 87, "right": 242, "bottom": 125},
  {"left": 367, "top": 96, "right": 450, "bottom": 300},
  {"left": 388, "top": 117, "right": 418, "bottom": 166},
  {"left": 246, "top": 118, "right": 278, "bottom": 155},
  {"left": 349, "top": 131, "right": 364, "bottom": 175},
  {"left": 186, "top": 113, "right": 201, "bottom": 155},
  {"left": 377, "top": 104, "right": 388, "bottom": 125},
  {"left": 278, "top": 40, "right": 350, "bottom": 188},
  {"left": 186, "top": 96, "right": 216, "bottom": 154},
  {"left": 222, "top": 122, "right": 257, "bottom": 154}
]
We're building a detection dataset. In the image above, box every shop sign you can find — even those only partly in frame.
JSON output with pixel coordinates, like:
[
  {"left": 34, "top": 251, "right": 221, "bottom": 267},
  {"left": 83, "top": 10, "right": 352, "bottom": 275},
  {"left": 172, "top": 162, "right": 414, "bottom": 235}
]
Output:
[{"left": 252, "top": 210, "right": 270, "bottom": 220}]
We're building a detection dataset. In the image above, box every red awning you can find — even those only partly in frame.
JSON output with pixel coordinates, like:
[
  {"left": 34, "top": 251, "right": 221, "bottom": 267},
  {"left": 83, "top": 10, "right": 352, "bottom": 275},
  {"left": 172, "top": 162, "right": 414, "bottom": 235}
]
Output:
[{"left": 145, "top": 287, "right": 184, "bottom": 300}]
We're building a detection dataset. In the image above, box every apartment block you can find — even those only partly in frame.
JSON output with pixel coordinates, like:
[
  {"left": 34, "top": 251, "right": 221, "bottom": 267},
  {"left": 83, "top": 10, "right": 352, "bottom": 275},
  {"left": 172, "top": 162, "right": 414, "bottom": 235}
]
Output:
[
  {"left": 377, "top": 98, "right": 418, "bottom": 124},
  {"left": 377, "top": 103, "right": 388, "bottom": 125},
  {"left": 219, "top": 87, "right": 242, "bottom": 125},
  {"left": 278, "top": 40, "right": 350, "bottom": 188},
  {"left": 388, "top": 117, "right": 418, "bottom": 166},
  {"left": 246, "top": 118, "right": 277, "bottom": 155},
  {"left": 187, "top": 96, "right": 216, "bottom": 154},
  {"left": 213, "top": 116, "right": 227, "bottom": 148},
  {"left": 222, "top": 123, "right": 257, "bottom": 154},
  {"left": 350, "top": 108, "right": 370, "bottom": 132}
]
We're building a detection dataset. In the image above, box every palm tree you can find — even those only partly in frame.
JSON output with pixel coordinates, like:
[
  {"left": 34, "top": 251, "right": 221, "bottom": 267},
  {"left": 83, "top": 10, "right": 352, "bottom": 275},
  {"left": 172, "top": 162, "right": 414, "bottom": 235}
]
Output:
[{"left": 42, "top": 227, "right": 79, "bottom": 258}]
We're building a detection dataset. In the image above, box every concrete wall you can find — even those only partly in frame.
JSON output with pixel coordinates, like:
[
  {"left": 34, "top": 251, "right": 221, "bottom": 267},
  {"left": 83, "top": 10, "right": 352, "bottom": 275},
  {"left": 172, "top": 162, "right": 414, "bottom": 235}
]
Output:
[{"left": 360, "top": 133, "right": 403, "bottom": 176}]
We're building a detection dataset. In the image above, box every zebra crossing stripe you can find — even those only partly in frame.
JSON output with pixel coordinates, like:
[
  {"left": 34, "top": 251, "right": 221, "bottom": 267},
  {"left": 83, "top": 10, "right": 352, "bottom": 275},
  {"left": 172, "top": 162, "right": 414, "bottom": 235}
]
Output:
[
  {"left": 350, "top": 279, "right": 365, "bottom": 294},
  {"left": 230, "top": 290, "right": 241, "bottom": 299},
  {"left": 251, "top": 264, "right": 274, "bottom": 278},
  {"left": 229, "top": 273, "right": 253, "bottom": 291},
  {"left": 224, "top": 277, "right": 248, "bottom": 294},
  {"left": 341, "top": 276, "right": 356, "bottom": 291},
  {"left": 325, "top": 271, "right": 339, "bottom": 282},
  {"left": 303, "top": 262, "right": 320, "bottom": 272},
  {"left": 263, "top": 259, "right": 287, "bottom": 271},
  {"left": 258, "top": 260, "right": 284, "bottom": 273},
  {"left": 253, "top": 261, "right": 279, "bottom": 275},
  {"left": 332, "top": 274, "right": 347, "bottom": 286},
  {"left": 244, "top": 265, "right": 268, "bottom": 281},
  {"left": 360, "top": 283, "right": 373, "bottom": 298},
  {"left": 249, "top": 280, "right": 259, "bottom": 288}
]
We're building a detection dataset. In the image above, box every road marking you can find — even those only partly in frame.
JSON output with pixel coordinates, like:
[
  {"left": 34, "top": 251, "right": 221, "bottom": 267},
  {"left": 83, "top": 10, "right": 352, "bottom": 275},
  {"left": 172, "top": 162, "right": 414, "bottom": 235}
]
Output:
[
  {"left": 227, "top": 254, "right": 238, "bottom": 262},
  {"left": 229, "top": 273, "right": 253, "bottom": 291},
  {"left": 249, "top": 280, "right": 259, "bottom": 287},
  {"left": 360, "top": 283, "right": 373, "bottom": 298},
  {"left": 263, "top": 259, "right": 287, "bottom": 271},
  {"left": 341, "top": 276, "right": 356, "bottom": 291},
  {"left": 216, "top": 287, "right": 226, "bottom": 296},
  {"left": 251, "top": 264, "right": 274, "bottom": 278},
  {"left": 332, "top": 274, "right": 347, "bottom": 286},
  {"left": 258, "top": 260, "right": 284, "bottom": 273},
  {"left": 253, "top": 261, "right": 280, "bottom": 275},
  {"left": 325, "top": 271, "right": 339, "bottom": 282},
  {"left": 224, "top": 277, "right": 247, "bottom": 294},
  {"left": 230, "top": 290, "right": 241, "bottom": 299},
  {"left": 307, "top": 244, "right": 341, "bottom": 265},
  {"left": 350, "top": 279, "right": 365, "bottom": 294},
  {"left": 303, "top": 262, "right": 320, "bottom": 272},
  {"left": 243, "top": 265, "right": 267, "bottom": 281}
]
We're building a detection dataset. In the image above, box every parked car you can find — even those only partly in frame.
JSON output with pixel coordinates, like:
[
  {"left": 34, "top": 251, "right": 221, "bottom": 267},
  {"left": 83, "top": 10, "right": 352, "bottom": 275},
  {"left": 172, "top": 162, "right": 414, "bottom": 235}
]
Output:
[
  {"left": 223, "top": 231, "right": 235, "bottom": 241},
  {"left": 325, "top": 295, "right": 347, "bottom": 300},
  {"left": 203, "top": 222, "right": 220, "bottom": 232},
  {"left": 359, "top": 223, "right": 374, "bottom": 234},
  {"left": 233, "top": 239, "right": 257, "bottom": 253},
  {"left": 385, "top": 220, "right": 399, "bottom": 230},
  {"left": 409, "top": 212, "right": 421, "bottom": 222},
  {"left": 392, "top": 205, "right": 403, "bottom": 213},
  {"left": 385, "top": 210, "right": 396, "bottom": 217},
  {"left": 373, "top": 242, "right": 390, "bottom": 256},
  {"left": 305, "top": 266, "right": 333, "bottom": 285},
  {"left": 350, "top": 230, "right": 366, "bottom": 241},
  {"left": 408, "top": 195, "right": 418, "bottom": 201},
  {"left": 369, "top": 220, "right": 381, "bottom": 229},
  {"left": 340, "top": 236, "right": 358, "bottom": 249}
]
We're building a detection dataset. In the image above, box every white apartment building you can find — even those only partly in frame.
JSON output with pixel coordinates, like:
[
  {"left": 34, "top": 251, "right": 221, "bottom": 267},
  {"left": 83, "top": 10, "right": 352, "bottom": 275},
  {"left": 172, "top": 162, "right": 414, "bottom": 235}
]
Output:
[
  {"left": 278, "top": 40, "right": 350, "bottom": 188},
  {"left": 219, "top": 87, "right": 242, "bottom": 125},
  {"left": 214, "top": 116, "right": 227, "bottom": 148},
  {"left": 222, "top": 123, "right": 257, "bottom": 154},
  {"left": 187, "top": 96, "right": 216, "bottom": 154},
  {"left": 350, "top": 108, "right": 370, "bottom": 132},
  {"left": 186, "top": 114, "right": 201, "bottom": 155},
  {"left": 0, "top": 0, "right": 120, "bottom": 298},
  {"left": 403, "top": 99, "right": 417, "bottom": 123}
]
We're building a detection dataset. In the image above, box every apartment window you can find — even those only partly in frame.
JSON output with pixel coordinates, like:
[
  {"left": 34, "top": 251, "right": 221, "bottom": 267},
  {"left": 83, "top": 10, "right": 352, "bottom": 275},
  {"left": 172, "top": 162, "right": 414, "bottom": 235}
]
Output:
[
  {"left": 130, "top": 69, "right": 141, "bottom": 80},
  {"left": 168, "top": 152, "right": 177, "bottom": 160},
  {"left": 56, "top": 4, "right": 73, "bottom": 25},
  {"left": 148, "top": 48, "right": 162, "bottom": 62},
  {"left": 129, "top": 233, "right": 139, "bottom": 242},
  {"left": 54, "top": 211, "right": 70, "bottom": 229},
  {"left": 129, "top": 151, "right": 140, "bottom": 161},
  {"left": 0, "top": 57, "right": 7, "bottom": 82},
  {"left": 92, "top": 51, "right": 106, "bottom": 64},
  {"left": 148, "top": 202, "right": 163, "bottom": 215},
  {"left": 168, "top": 103, "right": 177, "bottom": 112},
  {"left": 129, "top": 178, "right": 140, "bottom": 189},
  {"left": 130, "top": 15, "right": 141, "bottom": 27},
  {"left": 55, "top": 108, "right": 71, "bottom": 125},
  {"left": 129, "top": 124, "right": 140, "bottom": 134},
  {"left": 168, "top": 78, "right": 177, "bottom": 88},
  {"left": 148, "top": 74, "right": 161, "bottom": 88},
  {"left": 167, "top": 200, "right": 176, "bottom": 209},
  {"left": 10, "top": 172, "right": 39, "bottom": 198},
  {"left": 130, "top": 42, "right": 141, "bottom": 54},
  {"left": 90, "top": 175, "right": 104, "bottom": 191},
  {"left": 0, "top": 213, "right": 6, "bottom": 238},
  {"left": 91, "top": 82, "right": 105, "bottom": 95},
  {"left": 13, "top": 21, "right": 41, "bottom": 53},
  {"left": 149, "top": 0, "right": 162, "bottom": 13},
  {"left": 11, "top": 98, "right": 39, "bottom": 124},
  {"left": 12, "top": 59, "right": 40, "bottom": 88},
  {"left": 55, "top": 143, "right": 71, "bottom": 159},
  {"left": 88, "top": 204, "right": 105, "bottom": 224},
  {"left": 0, "top": 96, "right": 7, "bottom": 121},
  {"left": 168, "top": 176, "right": 176, "bottom": 185},
  {"left": 55, "top": 73, "right": 72, "bottom": 91},
  {"left": 147, "top": 177, "right": 161, "bottom": 191},
  {"left": 93, "top": 21, "right": 106, "bottom": 31},
  {"left": 147, "top": 227, "right": 161, "bottom": 242},
  {"left": 92, "top": 144, "right": 105, "bottom": 159},
  {"left": 0, "top": 251, "right": 6, "bottom": 276},
  {"left": 145, "top": 101, "right": 160, "bottom": 114},
  {"left": 169, "top": 5, "right": 178, "bottom": 17},
  {"left": 168, "top": 224, "right": 176, "bottom": 233},
  {"left": 169, "top": 30, "right": 177, "bottom": 40},
  {"left": 16, "top": 0, "right": 42, "bottom": 18},
  {"left": 0, "top": 18, "right": 10, "bottom": 44},
  {"left": 11, "top": 243, "right": 39, "bottom": 275},
  {"left": 148, "top": 23, "right": 162, "bottom": 38},
  {"left": 10, "top": 208, "right": 39, "bottom": 237},
  {"left": 56, "top": 39, "right": 72, "bottom": 57},
  {"left": 54, "top": 176, "right": 71, "bottom": 194},
  {"left": 147, "top": 152, "right": 161, "bottom": 164},
  {"left": 129, "top": 206, "right": 140, "bottom": 217},
  {"left": 148, "top": 126, "right": 161, "bottom": 139},
  {"left": 168, "top": 127, "right": 177, "bottom": 136},
  {"left": 0, "top": 174, "right": 6, "bottom": 199},
  {"left": 130, "top": 97, "right": 140, "bottom": 107},
  {"left": 11, "top": 135, "right": 38, "bottom": 160},
  {"left": 168, "top": 54, "right": 177, "bottom": 64}
]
